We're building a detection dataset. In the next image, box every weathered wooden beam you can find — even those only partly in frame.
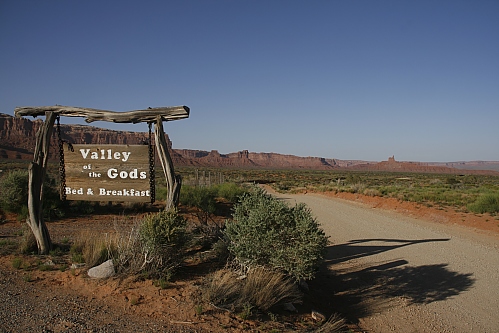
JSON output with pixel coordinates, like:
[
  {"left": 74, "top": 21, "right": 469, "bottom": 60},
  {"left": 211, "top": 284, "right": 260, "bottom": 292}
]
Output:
[
  {"left": 155, "top": 115, "right": 181, "bottom": 210},
  {"left": 28, "top": 111, "right": 55, "bottom": 254},
  {"left": 14, "top": 105, "right": 189, "bottom": 123}
]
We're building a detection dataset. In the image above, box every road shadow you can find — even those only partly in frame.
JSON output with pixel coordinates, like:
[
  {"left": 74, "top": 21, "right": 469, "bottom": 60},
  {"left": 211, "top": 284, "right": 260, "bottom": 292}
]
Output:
[
  {"left": 325, "top": 238, "right": 450, "bottom": 265},
  {"left": 303, "top": 239, "right": 475, "bottom": 324}
]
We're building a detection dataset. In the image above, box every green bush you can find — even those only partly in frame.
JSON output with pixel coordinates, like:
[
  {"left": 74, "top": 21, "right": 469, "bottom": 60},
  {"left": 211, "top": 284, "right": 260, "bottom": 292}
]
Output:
[
  {"left": 138, "top": 209, "right": 188, "bottom": 277},
  {"left": 224, "top": 187, "right": 328, "bottom": 281},
  {"left": 0, "top": 169, "right": 62, "bottom": 219},
  {"left": 214, "top": 182, "right": 247, "bottom": 203},
  {"left": 0, "top": 169, "right": 28, "bottom": 214},
  {"left": 180, "top": 185, "right": 217, "bottom": 224},
  {"left": 467, "top": 193, "right": 499, "bottom": 214}
]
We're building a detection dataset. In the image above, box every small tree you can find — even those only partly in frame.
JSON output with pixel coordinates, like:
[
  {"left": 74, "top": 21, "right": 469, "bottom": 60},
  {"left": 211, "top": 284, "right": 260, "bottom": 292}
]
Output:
[{"left": 224, "top": 186, "right": 328, "bottom": 281}]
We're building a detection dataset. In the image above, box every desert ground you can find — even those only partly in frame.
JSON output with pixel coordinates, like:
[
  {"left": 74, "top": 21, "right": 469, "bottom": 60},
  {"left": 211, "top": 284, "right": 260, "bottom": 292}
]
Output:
[{"left": 1, "top": 189, "right": 498, "bottom": 332}]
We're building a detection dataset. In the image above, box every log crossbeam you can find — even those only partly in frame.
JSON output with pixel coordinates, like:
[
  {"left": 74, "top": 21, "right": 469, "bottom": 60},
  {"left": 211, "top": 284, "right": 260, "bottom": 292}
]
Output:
[{"left": 14, "top": 105, "right": 189, "bottom": 123}]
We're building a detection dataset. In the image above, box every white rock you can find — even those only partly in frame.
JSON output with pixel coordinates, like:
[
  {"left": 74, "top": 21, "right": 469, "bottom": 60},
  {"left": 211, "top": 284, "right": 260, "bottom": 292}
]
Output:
[{"left": 87, "top": 259, "right": 115, "bottom": 279}]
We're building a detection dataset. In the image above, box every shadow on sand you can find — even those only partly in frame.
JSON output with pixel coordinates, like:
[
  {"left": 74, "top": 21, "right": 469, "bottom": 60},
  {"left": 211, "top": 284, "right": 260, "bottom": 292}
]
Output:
[{"left": 304, "top": 238, "right": 475, "bottom": 324}]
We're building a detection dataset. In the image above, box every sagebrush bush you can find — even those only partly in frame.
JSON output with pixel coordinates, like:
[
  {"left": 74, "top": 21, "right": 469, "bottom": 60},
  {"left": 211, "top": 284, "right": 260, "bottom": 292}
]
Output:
[
  {"left": 0, "top": 169, "right": 62, "bottom": 219},
  {"left": 138, "top": 209, "right": 188, "bottom": 277},
  {"left": 109, "top": 211, "right": 188, "bottom": 278},
  {"left": 467, "top": 193, "right": 499, "bottom": 214},
  {"left": 224, "top": 187, "right": 328, "bottom": 281},
  {"left": 0, "top": 169, "right": 28, "bottom": 214},
  {"left": 214, "top": 182, "right": 247, "bottom": 202},
  {"left": 180, "top": 185, "right": 217, "bottom": 224}
]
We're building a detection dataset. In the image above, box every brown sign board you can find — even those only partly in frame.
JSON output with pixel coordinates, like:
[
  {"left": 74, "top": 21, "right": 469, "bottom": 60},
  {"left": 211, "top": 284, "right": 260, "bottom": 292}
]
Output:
[{"left": 64, "top": 144, "right": 151, "bottom": 202}]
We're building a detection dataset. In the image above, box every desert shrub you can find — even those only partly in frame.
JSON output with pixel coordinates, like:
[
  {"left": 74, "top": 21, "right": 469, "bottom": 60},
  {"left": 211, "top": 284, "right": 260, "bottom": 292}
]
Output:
[
  {"left": 155, "top": 183, "right": 168, "bottom": 201},
  {"left": 137, "top": 209, "right": 188, "bottom": 277},
  {"left": 224, "top": 186, "right": 328, "bottom": 281},
  {"left": 180, "top": 185, "right": 217, "bottom": 224},
  {"left": 109, "top": 212, "right": 188, "bottom": 278},
  {"left": 467, "top": 193, "right": 499, "bottom": 214},
  {"left": 0, "top": 169, "right": 28, "bottom": 214},
  {"left": 40, "top": 175, "right": 63, "bottom": 220},
  {"left": 203, "top": 267, "right": 301, "bottom": 313},
  {"left": 363, "top": 188, "right": 381, "bottom": 197},
  {"left": 0, "top": 169, "right": 62, "bottom": 219},
  {"left": 350, "top": 182, "right": 366, "bottom": 193},
  {"left": 214, "top": 182, "right": 247, "bottom": 203}
]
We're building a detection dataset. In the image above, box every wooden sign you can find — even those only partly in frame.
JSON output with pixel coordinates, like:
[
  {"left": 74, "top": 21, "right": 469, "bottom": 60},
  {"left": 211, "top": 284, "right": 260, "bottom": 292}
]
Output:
[{"left": 64, "top": 144, "right": 151, "bottom": 202}]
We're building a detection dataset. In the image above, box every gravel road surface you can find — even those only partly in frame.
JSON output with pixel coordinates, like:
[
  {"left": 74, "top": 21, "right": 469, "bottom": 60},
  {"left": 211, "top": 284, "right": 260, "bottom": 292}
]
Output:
[{"left": 274, "top": 191, "right": 499, "bottom": 333}]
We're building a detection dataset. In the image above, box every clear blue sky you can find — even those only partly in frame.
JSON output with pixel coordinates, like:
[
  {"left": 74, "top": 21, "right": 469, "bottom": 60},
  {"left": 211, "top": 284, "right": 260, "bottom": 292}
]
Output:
[{"left": 1, "top": 1, "right": 498, "bottom": 162}]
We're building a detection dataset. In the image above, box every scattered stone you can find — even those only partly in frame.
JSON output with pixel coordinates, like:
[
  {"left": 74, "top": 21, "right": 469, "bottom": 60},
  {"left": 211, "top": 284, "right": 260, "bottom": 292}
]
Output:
[{"left": 87, "top": 260, "right": 115, "bottom": 279}]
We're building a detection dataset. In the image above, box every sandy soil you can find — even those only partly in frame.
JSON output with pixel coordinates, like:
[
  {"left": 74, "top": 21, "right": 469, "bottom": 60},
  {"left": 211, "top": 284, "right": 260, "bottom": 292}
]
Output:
[{"left": 1, "top": 191, "right": 498, "bottom": 332}]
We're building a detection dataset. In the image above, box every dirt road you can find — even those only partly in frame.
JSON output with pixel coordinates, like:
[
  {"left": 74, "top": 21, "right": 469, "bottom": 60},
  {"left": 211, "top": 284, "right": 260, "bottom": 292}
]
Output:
[{"left": 273, "top": 191, "right": 499, "bottom": 333}]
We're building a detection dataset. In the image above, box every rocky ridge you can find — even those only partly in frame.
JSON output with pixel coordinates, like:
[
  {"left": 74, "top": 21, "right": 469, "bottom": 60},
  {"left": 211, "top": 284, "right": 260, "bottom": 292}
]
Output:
[{"left": 1, "top": 113, "right": 498, "bottom": 174}]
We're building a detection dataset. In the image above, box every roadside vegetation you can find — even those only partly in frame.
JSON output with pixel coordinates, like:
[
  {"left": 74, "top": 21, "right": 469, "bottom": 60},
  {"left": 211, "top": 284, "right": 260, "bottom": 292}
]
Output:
[
  {"left": 175, "top": 167, "right": 499, "bottom": 216},
  {"left": 2, "top": 161, "right": 497, "bottom": 332},
  {"left": 0, "top": 164, "right": 344, "bottom": 331}
]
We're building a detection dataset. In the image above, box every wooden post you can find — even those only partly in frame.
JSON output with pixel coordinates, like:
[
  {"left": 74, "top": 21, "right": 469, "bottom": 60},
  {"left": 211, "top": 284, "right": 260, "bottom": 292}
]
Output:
[
  {"left": 27, "top": 112, "right": 56, "bottom": 254},
  {"left": 154, "top": 116, "right": 181, "bottom": 210}
]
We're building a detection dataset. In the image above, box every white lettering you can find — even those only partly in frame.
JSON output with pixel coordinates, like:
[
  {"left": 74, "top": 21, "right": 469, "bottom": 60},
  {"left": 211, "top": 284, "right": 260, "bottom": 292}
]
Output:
[
  {"left": 80, "top": 149, "right": 90, "bottom": 159},
  {"left": 95, "top": 187, "right": 150, "bottom": 197},
  {"left": 108, "top": 168, "right": 118, "bottom": 179},
  {"left": 121, "top": 152, "right": 131, "bottom": 162},
  {"left": 80, "top": 148, "right": 133, "bottom": 162}
]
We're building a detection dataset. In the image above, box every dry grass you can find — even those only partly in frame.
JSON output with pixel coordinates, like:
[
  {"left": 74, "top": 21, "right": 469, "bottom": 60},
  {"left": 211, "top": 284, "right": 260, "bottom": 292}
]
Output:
[
  {"left": 203, "top": 269, "right": 241, "bottom": 308},
  {"left": 72, "top": 230, "right": 108, "bottom": 267},
  {"left": 107, "top": 216, "right": 144, "bottom": 275},
  {"left": 241, "top": 267, "right": 302, "bottom": 311},
  {"left": 314, "top": 313, "right": 347, "bottom": 333},
  {"left": 19, "top": 224, "right": 37, "bottom": 254},
  {"left": 203, "top": 267, "right": 302, "bottom": 313}
]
